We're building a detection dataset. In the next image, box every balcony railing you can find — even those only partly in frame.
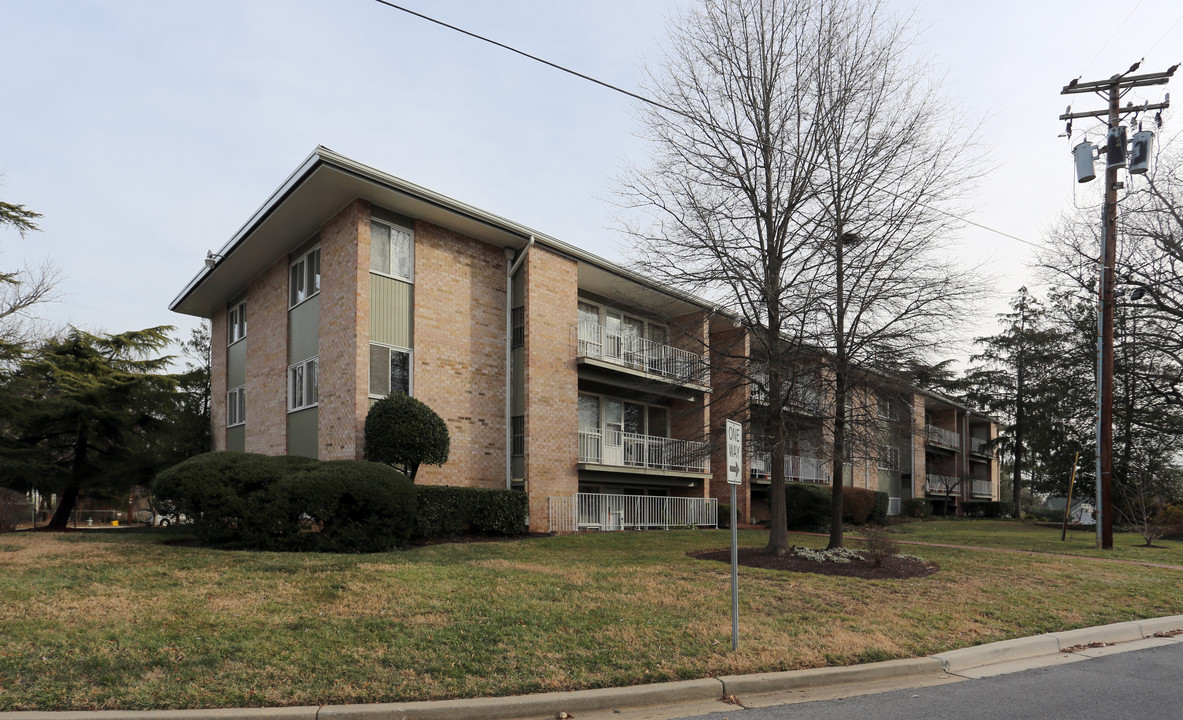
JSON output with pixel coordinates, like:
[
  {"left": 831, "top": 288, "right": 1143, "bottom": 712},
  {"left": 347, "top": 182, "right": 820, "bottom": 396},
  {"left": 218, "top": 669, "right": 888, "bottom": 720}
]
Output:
[
  {"left": 749, "top": 380, "right": 825, "bottom": 414},
  {"left": 576, "top": 322, "right": 709, "bottom": 386},
  {"left": 578, "top": 429, "right": 709, "bottom": 473},
  {"left": 926, "top": 425, "right": 960, "bottom": 449},
  {"left": 972, "top": 479, "right": 993, "bottom": 497},
  {"left": 970, "top": 437, "right": 991, "bottom": 456},
  {"left": 925, "top": 474, "right": 961, "bottom": 494},
  {"left": 750, "top": 452, "right": 831, "bottom": 484},
  {"left": 548, "top": 492, "right": 718, "bottom": 533}
]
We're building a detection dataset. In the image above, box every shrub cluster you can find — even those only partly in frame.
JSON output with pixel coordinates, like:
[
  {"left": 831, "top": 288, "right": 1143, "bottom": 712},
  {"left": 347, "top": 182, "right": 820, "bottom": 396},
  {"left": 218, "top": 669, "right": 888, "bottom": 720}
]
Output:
[
  {"left": 784, "top": 483, "right": 892, "bottom": 530},
  {"left": 153, "top": 452, "right": 415, "bottom": 552},
  {"left": 413, "top": 485, "right": 528, "bottom": 538},
  {"left": 1023, "top": 506, "right": 1061, "bottom": 522},
  {"left": 785, "top": 482, "right": 831, "bottom": 531},
  {"left": 902, "top": 497, "right": 933, "bottom": 518},
  {"left": 962, "top": 500, "right": 1015, "bottom": 518}
]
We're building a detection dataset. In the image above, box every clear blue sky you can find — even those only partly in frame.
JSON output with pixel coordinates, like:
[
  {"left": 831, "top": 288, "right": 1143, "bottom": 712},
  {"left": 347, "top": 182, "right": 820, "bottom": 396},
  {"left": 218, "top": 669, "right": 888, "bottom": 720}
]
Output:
[{"left": 2, "top": 0, "right": 1180, "bottom": 355}]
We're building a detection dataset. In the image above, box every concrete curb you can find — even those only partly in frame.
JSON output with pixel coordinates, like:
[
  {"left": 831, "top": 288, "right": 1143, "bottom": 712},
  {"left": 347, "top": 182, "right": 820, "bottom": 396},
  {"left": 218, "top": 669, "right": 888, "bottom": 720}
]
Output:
[
  {"left": 5, "top": 616, "right": 1183, "bottom": 720},
  {"left": 718, "top": 657, "right": 945, "bottom": 697},
  {"left": 317, "top": 678, "right": 723, "bottom": 720},
  {"left": 930, "top": 635, "right": 1061, "bottom": 673}
]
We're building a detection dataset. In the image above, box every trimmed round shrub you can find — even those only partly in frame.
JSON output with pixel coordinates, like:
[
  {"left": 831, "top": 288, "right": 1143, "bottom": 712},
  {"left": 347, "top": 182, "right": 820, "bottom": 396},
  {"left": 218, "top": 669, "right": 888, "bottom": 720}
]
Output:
[
  {"left": 364, "top": 394, "right": 450, "bottom": 481},
  {"left": 283, "top": 460, "right": 416, "bottom": 552}
]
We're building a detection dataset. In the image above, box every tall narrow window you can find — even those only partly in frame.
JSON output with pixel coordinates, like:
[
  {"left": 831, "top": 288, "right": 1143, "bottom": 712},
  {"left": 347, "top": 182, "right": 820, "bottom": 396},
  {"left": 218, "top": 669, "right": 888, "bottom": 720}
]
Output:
[
  {"left": 289, "top": 246, "right": 321, "bottom": 307},
  {"left": 227, "top": 386, "right": 246, "bottom": 426},
  {"left": 227, "top": 301, "right": 246, "bottom": 345},
  {"left": 288, "top": 357, "right": 318, "bottom": 411},
  {"left": 369, "top": 344, "right": 412, "bottom": 398},
  {"left": 511, "top": 306, "right": 525, "bottom": 348},
  {"left": 370, "top": 220, "right": 414, "bottom": 282},
  {"left": 511, "top": 415, "right": 525, "bottom": 456}
]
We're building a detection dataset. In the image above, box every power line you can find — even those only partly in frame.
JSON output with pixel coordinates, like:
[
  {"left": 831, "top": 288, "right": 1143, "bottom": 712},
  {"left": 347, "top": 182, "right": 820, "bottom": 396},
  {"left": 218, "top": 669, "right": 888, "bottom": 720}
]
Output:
[
  {"left": 1146, "top": 10, "right": 1183, "bottom": 59},
  {"left": 1079, "top": 1, "right": 1144, "bottom": 78},
  {"left": 369, "top": 0, "right": 1048, "bottom": 253}
]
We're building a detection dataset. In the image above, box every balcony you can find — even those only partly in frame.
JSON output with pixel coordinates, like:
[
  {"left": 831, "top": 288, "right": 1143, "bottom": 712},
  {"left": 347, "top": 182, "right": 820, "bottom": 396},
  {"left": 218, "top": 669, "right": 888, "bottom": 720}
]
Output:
[
  {"left": 925, "top": 474, "right": 961, "bottom": 494},
  {"left": 970, "top": 437, "right": 991, "bottom": 457},
  {"left": 548, "top": 492, "right": 718, "bottom": 533},
  {"left": 750, "top": 452, "right": 831, "bottom": 484},
  {"left": 972, "top": 479, "right": 993, "bottom": 497},
  {"left": 749, "top": 377, "right": 825, "bottom": 415},
  {"left": 926, "top": 425, "right": 960, "bottom": 450},
  {"left": 578, "top": 429, "right": 709, "bottom": 474},
  {"left": 576, "top": 322, "right": 709, "bottom": 389}
]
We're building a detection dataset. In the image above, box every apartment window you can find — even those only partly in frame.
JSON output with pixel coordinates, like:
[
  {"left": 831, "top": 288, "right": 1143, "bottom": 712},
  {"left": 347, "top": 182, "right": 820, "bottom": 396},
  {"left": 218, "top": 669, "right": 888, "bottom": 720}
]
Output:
[
  {"left": 369, "top": 343, "right": 411, "bottom": 397},
  {"left": 511, "top": 415, "right": 525, "bottom": 456},
  {"left": 288, "top": 357, "right": 318, "bottom": 411},
  {"left": 370, "top": 220, "right": 414, "bottom": 282},
  {"left": 290, "top": 246, "right": 321, "bottom": 307},
  {"left": 226, "top": 386, "right": 245, "bottom": 426},
  {"left": 877, "top": 397, "right": 899, "bottom": 421},
  {"left": 879, "top": 445, "right": 900, "bottom": 471},
  {"left": 511, "top": 307, "right": 525, "bottom": 348},
  {"left": 227, "top": 301, "right": 246, "bottom": 345}
]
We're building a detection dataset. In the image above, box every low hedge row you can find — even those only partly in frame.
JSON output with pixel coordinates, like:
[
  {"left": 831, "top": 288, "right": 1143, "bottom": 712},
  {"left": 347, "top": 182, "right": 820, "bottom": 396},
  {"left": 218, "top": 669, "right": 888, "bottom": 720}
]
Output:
[
  {"left": 783, "top": 482, "right": 889, "bottom": 530},
  {"left": 152, "top": 452, "right": 527, "bottom": 552},
  {"left": 413, "top": 485, "right": 528, "bottom": 538},
  {"left": 962, "top": 500, "right": 1015, "bottom": 518}
]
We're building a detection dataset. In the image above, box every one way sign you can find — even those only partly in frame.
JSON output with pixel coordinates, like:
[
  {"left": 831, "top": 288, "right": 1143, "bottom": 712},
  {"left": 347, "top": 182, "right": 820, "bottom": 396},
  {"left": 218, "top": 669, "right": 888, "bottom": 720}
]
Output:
[{"left": 725, "top": 420, "right": 742, "bottom": 485}]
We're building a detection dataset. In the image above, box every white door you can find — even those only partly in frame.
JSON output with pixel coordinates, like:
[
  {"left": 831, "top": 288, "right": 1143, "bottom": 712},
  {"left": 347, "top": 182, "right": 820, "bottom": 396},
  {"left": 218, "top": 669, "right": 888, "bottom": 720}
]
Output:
[{"left": 604, "top": 398, "right": 623, "bottom": 465}]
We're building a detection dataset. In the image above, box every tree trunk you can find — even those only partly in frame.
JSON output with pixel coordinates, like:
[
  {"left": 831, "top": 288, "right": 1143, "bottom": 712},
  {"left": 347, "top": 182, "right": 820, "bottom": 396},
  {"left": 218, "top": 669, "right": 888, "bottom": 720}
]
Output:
[
  {"left": 766, "top": 328, "right": 789, "bottom": 555},
  {"left": 47, "top": 485, "right": 79, "bottom": 529},
  {"left": 1012, "top": 352, "right": 1024, "bottom": 515}
]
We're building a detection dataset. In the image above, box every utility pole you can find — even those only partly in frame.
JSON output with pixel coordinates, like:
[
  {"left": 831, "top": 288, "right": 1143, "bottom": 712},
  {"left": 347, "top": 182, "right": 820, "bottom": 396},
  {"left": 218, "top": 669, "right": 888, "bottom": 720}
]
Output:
[{"left": 1060, "top": 64, "right": 1174, "bottom": 549}]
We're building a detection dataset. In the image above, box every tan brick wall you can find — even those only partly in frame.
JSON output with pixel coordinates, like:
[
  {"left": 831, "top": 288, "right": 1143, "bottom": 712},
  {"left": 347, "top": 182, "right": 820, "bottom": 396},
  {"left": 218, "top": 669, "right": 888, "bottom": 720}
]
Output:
[
  {"left": 245, "top": 257, "right": 289, "bottom": 455},
  {"left": 708, "top": 326, "right": 750, "bottom": 518},
  {"left": 318, "top": 199, "right": 370, "bottom": 460},
  {"left": 911, "top": 394, "right": 927, "bottom": 498},
  {"left": 990, "top": 421, "right": 1000, "bottom": 500},
  {"left": 210, "top": 305, "right": 228, "bottom": 451},
  {"left": 412, "top": 220, "right": 507, "bottom": 488},
  {"left": 523, "top": 246, "right": 579, "bottom": 531}
]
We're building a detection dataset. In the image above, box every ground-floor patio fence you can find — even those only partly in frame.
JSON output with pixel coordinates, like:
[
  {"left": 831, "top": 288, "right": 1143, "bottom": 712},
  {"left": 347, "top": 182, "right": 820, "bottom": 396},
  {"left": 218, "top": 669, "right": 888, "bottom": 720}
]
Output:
[{"left": 548, "top": 492, "right": 718, "bottom": 533}]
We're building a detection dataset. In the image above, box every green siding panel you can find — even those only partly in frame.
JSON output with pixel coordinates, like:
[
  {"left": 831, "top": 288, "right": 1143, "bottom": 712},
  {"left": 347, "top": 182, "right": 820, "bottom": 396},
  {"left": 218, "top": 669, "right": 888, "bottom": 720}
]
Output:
[
  {"left": 370, "top": 274, "right": 413, "bottom": 348},
  {"left": 287, "top": 407, "right": 319, "bottom": 458},
  {"left": 227, "top": 341, "right": 246, "bottom": 389},
  {"left": 226, "top": 425, "right": 245, "bottom": 452},
  {"left": 289, "top": 295, "right": 320, "bottom": 364}
]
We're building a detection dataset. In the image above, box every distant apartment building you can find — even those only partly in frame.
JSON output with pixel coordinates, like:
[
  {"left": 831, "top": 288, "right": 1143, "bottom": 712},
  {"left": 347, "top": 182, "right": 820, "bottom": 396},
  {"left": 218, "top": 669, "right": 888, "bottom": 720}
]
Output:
[{"left": 170, "top": 147, "right": 998, "bottom": 533}]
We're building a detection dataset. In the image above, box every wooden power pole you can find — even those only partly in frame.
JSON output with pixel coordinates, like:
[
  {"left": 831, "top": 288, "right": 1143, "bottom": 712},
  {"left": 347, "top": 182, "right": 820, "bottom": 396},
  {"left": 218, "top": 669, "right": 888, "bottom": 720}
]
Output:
[{"left": 1060, "top": 64, "right": 1173, "bottom": 549}]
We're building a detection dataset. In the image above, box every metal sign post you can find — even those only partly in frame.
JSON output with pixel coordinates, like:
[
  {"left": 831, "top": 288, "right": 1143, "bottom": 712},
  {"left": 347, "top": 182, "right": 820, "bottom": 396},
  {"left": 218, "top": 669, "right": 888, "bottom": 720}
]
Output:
[{"left": 725, "top": 419, "right": 742, "bottom": 651}]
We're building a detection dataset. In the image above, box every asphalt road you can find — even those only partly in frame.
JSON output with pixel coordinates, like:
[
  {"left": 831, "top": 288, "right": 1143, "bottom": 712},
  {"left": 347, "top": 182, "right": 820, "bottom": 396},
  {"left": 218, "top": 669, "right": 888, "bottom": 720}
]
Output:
[{"left": 670, "top": 641, "right": 1183, "bottom": 720}]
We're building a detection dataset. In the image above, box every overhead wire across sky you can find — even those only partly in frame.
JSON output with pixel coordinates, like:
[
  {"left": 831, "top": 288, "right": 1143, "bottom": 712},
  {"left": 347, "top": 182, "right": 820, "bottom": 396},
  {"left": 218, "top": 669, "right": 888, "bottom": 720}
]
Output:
[{"left": 369, "top": 0, "right": 1049, "bottom": 253}]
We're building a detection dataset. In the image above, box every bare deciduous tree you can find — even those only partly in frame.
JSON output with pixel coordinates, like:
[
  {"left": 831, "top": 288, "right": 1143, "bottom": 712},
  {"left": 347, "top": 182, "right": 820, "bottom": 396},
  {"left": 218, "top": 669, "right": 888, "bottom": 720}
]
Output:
[{"left": 623, "top": 0, "right": 981, "bottom": 553}]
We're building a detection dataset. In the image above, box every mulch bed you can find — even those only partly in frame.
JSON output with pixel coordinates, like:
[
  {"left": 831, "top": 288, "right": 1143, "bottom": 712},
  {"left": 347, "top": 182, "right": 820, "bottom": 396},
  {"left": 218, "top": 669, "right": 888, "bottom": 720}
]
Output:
[{"left": 691, "top": 546, "right": 939, "bottom": 579}]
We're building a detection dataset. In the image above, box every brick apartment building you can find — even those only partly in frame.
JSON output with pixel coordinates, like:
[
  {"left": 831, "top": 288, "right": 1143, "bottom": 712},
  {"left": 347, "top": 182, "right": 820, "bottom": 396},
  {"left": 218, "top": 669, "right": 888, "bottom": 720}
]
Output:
[{"left": 170, "top": 147, "right": 999, "bottom": 532}]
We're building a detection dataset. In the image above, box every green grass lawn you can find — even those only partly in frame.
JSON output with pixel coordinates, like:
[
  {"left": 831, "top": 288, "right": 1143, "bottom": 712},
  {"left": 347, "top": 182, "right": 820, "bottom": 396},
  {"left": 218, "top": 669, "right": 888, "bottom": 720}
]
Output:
[
  {"left": 877, "top": 518, "right": 1183, "bottom": 565},
  {"left": 1, "top": 525, "right": 1182, "bottom": 711}
]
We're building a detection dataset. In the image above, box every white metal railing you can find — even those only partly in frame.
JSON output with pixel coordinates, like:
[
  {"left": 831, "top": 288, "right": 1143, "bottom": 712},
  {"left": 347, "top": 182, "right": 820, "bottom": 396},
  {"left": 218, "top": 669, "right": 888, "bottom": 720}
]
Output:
[
  {"left": 972, "top": 479, "right": 993, "bottom": 497},
  {"left": 578, "top": 429, "right": 709, "bottom": 473},
  {"left": 926, "top": 425, "right": 960, "bottom": 448},
  {"left": 576, "top": 322, "right": 709, "bottom": 386},
  {"left": 925, "top": 474, "right": 961, "bottom": 494},
  {"left": 749, "top": 451, "right": 830, "bottom": 484},
  {"left": 749, "top": 381, "right": 824, "bottom": 414},
  {"left": 970, "top": 437, "right": 990, "bottom": 455},
  {"left": 548, "top": 492, "right": 718, "bottom": 532},
  {"left": 548, "top": 496, "right": 576, "bottom": 534}
]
